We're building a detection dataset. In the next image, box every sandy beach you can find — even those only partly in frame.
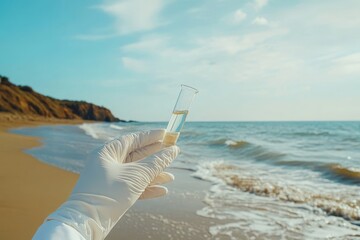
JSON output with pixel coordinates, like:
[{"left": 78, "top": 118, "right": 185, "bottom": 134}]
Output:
[{"left": 0, "top": 114, "right": 83, "bottom": 239}]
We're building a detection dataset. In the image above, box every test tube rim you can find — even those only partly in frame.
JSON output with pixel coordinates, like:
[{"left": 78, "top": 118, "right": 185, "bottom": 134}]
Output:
[{"left": 181, "top": 84, "right": 199, "bottom": 94}]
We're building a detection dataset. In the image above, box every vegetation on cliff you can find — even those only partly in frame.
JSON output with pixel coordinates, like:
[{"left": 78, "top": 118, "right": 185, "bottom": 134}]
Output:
[{"left": 0, "top": 75, "right": 123, "bottom": 122}]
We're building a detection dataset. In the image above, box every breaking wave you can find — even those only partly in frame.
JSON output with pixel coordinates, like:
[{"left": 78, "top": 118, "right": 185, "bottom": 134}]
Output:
[
  {"left": 326, "top": 164, "right": 360, "bottom": 184},
  {"left": 276, "top": 160, "right": 360, "bottom": 184},
  {"left": 110, "top": 124, "right": 124, "bottom": 130},
  {"left": 207, "top": 138, "right": 250, "bottom": 149},
  {"left": 195, "top": 162, "right": 360, "bottom": 222},
  {"left": 79, "top": 123, "right": 99, "bottom": 139}
]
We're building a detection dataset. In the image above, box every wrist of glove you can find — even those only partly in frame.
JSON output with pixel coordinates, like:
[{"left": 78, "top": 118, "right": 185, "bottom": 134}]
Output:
[{"left": 42, "top": 129, "right": 179, "bottom": 240}]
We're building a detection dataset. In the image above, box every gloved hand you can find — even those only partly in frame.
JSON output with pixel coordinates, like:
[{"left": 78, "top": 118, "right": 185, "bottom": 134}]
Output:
[{"left": 33, "top": 129, "right": 179, "bottom": 240}]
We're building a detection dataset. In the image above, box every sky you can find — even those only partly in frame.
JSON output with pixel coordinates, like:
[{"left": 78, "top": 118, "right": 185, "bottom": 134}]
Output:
[{"left": 0, "top": 0, "right": 359, "bottom": 121}]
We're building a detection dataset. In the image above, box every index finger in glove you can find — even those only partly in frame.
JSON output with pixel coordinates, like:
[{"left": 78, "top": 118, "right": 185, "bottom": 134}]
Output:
[
  {"left": 122, "top": 129, "right": 165, "bottom": 155},
  {"left": 100, "top": 129, "right": 166, "bottom": 164},
  {"left": 127, "top": 142, "right": 163, "bottom": 163}
]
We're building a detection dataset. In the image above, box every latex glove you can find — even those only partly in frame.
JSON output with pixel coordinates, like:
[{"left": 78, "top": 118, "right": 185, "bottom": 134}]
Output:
[{"left": 33, "top": 129, "right": 179, "bottom": 240}]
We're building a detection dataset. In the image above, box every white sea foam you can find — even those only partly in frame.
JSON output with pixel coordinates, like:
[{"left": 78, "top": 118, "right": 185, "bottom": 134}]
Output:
[
  {"left": 349, "top": 167, "right": 360, "bottom": 172},
  {"left": 79, "top": 123, "right": 99, "bottom": 139},
  {"left": 110, "top": 124, "right": 124, "bottom": 130},
  {"left": 194, "top": 161, "right": 360, "bottom": 239},
  {"left": 225, "top": 140, "right": 237, "bottom": 146},
  {"left": 192, "top": 161, "right": 226, "bottom": 185},
  {"left": 78, "top": 123, "right": 116, "bottom": 141}
]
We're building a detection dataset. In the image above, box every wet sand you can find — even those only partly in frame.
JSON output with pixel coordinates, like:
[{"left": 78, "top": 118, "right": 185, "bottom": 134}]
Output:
[{"left": 108, "top": 168, "right": 214, "bottom": 240}]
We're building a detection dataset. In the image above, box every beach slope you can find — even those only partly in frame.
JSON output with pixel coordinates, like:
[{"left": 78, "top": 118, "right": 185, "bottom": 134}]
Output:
[{"left": 0, "top": 116, "right": 79, "bottom": 239}]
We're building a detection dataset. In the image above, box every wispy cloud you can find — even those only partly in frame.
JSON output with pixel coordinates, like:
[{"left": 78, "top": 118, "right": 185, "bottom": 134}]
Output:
[
  {"left": 121, "top": 57, "right": 146, "bottom": 72},
  {"left": 233, "top": 9, "right": 247, "bottom": 24},
  {"left": 254, "top": 0, "right": 268, "bottom": 10},
  {"left": 198, "top": 29, "right": 287, "bottom": 55},
  {"left": 222, "top": 9, "right": 247, "bottom": 25},
  {"left": 253, "top": 17, "right": 269, "bottom": 25},
  {"left": 331, "top": 52, "right": 360, "bottom": 75},
  {"left": 122, "top": 35, "right": 169, "bottom": 52},
  {"left": 96, "top": 0, "right": 166, "bottom": 35},
  {"left": 278, "top": 0, "right": 360, "bottom": 29},
  {"left": 120, "top": 27, "right": 289, "bottom": 84}
]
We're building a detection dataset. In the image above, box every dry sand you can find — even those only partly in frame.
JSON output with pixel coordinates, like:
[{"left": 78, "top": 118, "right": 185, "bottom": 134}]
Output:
[{"left": 0, "top": 114, "right": 83, "bottom": 239}]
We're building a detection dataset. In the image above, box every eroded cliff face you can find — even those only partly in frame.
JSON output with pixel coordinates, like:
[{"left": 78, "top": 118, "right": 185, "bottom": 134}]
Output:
[{"left": 0, "top": 76, "right": 122, "bottom": 122}]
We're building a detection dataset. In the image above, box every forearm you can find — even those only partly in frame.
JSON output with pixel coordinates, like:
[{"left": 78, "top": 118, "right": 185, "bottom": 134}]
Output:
[{"left": 33, "top": 220, "right": 86, "bottom": 240}]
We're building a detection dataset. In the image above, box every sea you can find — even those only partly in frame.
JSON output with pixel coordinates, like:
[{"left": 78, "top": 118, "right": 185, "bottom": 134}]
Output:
[{"left": 13, "top": 121, "right": 360, "bottom": 239}]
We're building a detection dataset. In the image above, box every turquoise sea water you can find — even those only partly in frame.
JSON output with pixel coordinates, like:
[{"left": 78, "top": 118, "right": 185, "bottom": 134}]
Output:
[{"left": 13, "top": 121, "right": 360, "bottom": 239}]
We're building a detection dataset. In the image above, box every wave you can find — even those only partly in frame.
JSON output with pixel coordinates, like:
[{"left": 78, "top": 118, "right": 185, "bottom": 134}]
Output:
[
  {"left": 326, "top": 164, "right": 360, "bottom": 184},
  {"left": 287, "top": 131, "right": 332, "bottom": 137},
  {"left": 225, "top": 140, "right": 250, "bottom": 148},
  {"left": 246, "top": 148, "right": 286, "bottom": 161},
  {"left": 195, "top": 162, "right": 360, "bottom": 222},
  {"left": 276, "top": 160, "right": 360, "bottom": 184},
  {"left": 110, "top": 124, "right": 124, "bottom": 130},
  {"left": 78, "top": 123, "right": 115, "bottom": 141},
  {"left": 79, "top": 123, "right": 99, "bottom": 139},
  {"left": 207, "top": 138, "right": 250, "bottom": 149},
  {"left": 225, "top": 175, "right": 360, "bottom": 221},
  {"left": 207, "top": 138, "right": 287, "bottom": 162}
]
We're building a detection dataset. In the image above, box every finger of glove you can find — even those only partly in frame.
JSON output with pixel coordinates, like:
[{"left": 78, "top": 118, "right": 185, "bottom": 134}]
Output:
[
  {"left": 121, "top": 129, "right": 165, "bottom": 155},
  {"left": 99, "top": 129, "right": 165, "bottom": 164},
  {"left": 150, "top": 172, "right": 174, "bottom": 185},
  {"left": 126, "top": 142, "right": 163, "bottom": 163},
  {"left": 139, "top": 185, "right": 168, "bottom": 200},
  {"left": 138, "top": 145, "right": 179, "bottom": 181}
]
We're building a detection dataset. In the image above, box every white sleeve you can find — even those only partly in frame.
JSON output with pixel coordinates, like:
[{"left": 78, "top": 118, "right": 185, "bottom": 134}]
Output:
[{"left": 33, "top": 220, "right": 86, "bottom": 240}]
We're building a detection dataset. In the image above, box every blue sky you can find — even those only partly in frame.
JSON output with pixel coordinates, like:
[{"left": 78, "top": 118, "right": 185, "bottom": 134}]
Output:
[{"left": 1, "top": 0, "right": 359, "bottom": 121}]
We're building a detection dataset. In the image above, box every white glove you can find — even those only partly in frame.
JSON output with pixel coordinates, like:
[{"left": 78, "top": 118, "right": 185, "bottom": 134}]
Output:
[{"left": 33, "top": 129, "right": 179, "bottom": 240}]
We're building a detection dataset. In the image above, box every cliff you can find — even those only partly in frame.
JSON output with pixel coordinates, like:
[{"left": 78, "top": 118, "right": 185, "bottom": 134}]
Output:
[{"left": 0, "top": 76, "right": 122, "bottom": 122}]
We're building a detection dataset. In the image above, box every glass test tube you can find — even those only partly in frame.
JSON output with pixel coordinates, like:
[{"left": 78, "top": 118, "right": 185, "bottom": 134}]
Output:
[{"left": 163, "top": 84, "right": 199, "bottom": 146}]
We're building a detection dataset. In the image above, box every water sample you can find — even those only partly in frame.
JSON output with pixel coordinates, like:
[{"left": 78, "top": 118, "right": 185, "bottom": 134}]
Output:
[{"left": 163, "top": 85, "right": 198, "bottom": 146}]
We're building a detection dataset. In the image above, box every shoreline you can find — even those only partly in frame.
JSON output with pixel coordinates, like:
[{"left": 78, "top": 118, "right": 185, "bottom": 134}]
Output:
[{"left": 0, "top": 114, "right": 84, "bottom": 239}]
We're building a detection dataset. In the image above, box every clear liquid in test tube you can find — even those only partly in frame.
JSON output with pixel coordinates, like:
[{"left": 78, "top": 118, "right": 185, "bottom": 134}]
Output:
[{"left": 163, "top": 85, "right": 198, "bottom": 146}]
